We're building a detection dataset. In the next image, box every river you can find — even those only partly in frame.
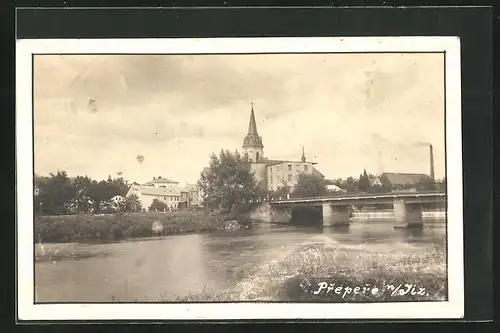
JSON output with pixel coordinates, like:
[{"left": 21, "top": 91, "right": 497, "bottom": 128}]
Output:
[{"left": 35, "top": 219, "right": 446, "bottom": 303}]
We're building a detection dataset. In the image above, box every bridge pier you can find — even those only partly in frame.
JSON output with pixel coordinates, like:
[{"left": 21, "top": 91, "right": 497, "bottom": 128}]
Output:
[
  {"left": 322, "top": 203, "right": 350, "bottom": 227},
  {"left": 266, "top": 205, "right": 292, "bottom": 224},
  {"left": 393, "top": 199, "right": 423, "bottom": 228}
]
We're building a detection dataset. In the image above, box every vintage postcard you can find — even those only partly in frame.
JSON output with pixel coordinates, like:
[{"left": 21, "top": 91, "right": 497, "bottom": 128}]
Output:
[{"left": 16, "top": 36, "right": 464, "bottom": 320}]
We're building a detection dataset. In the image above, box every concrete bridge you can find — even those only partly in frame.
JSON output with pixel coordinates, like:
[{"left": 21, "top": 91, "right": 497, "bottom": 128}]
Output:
[{"left": 262, "top": 192, "right": 446, "bottom": 228}]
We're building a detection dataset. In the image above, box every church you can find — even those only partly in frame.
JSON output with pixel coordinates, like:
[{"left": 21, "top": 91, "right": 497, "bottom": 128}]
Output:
[{"left": 238, "top": 104, "right": 324, "bottom": 192}]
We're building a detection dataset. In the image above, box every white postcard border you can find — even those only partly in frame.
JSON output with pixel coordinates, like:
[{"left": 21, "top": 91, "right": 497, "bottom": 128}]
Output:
[{"left": 16, "top": 36, "right": 463, "bottom": 321}]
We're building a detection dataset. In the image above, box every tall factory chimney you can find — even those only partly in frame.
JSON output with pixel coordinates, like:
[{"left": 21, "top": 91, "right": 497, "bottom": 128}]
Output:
[{"left": 429, "top": 144, "right": 435, "bottom": 183}]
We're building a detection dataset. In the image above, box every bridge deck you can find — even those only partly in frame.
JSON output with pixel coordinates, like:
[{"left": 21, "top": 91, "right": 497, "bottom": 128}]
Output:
[{"left": 268, "top": 192, "right": 446, "bottom": 206}]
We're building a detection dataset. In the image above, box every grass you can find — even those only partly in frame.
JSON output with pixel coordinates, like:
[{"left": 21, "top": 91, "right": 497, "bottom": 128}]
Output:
[{"left": 172, "top": 241, "right": 447, "bottom": 303}]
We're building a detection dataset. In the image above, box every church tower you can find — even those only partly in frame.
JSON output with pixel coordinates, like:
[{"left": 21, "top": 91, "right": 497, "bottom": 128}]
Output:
[{"left": 242, "top": 103, "right": 264, "bottom": 162}]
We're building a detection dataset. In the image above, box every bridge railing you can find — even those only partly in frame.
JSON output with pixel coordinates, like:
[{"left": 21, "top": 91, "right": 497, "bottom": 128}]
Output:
[{"left": 267, "top": 190, "right": 446, "bottom": 203}]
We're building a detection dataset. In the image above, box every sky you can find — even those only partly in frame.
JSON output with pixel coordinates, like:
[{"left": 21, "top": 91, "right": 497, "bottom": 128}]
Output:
[{"left": 34, "top": 53, "right": 445, "bottom": 185}]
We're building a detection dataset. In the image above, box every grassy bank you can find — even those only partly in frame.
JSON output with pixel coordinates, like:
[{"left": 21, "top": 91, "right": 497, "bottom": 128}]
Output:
[
  {"left": 35, "top": 208, "right": 254, "bottom": 244},
  {"left": 174, "top": 241, "right": 447, "bottom": 303}
]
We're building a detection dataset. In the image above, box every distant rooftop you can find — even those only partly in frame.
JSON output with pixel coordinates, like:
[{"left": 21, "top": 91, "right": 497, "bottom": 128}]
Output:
[
  {"left": 183, "top": 184, "right": 199, "bottom": 192},
  {"left": 126, "top": 183, "right": 181, "bottom": 197},
  {"left": 256, "top": 158, "right": 318, "bottom": 166},
  {"left": 142, "top": 176, "right": 179, "bottom": 186},
  {"left": 381, "top": 172, "right": 430, "bottom": 185}
]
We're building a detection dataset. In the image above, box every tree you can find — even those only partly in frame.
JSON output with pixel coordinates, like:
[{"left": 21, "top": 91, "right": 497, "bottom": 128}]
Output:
[
  {"left": 358, "top": 169, "right": 370, "bottom": 192},
  {"left": 291, "top": 173, "right": 328, "bottom": 198},
  {"left": 70, "top": 175, "right": 94, "bottom": 214},
  {"left": 338, "top": 176, "right": 359, "bottom": 193},
  {"left": 37, "top": 170, "right": 75, "bottom": 215},
  {"left": 270, "top": 179, "right": 292, "bottom": 200},
  {"left": 125, "top": 194, "right": 143, "bottom": 213},
  {"left": 149, "top": 199, "right": 168, "bottom": 212},
  {"left": 197, "top": 149, "right": 262, "bottom": 211},
  {"left": 86, "top": 178, "right": 127, "bottom": 213}
]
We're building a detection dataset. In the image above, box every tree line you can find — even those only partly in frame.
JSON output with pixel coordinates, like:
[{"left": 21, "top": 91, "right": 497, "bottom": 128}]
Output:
[
  {"left": 35, "top": 150, "right": 446, "bottom": 216},
  {"left": 34, "top": 171, "right": 142, "bottom": 216}
]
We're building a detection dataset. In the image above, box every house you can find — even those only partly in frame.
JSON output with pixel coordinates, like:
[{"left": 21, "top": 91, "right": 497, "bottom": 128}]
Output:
[
  {"left": 126, "top": 176, "right": 181, "bottom": 211},
  {"left": 370, "top": 176, "right": 383, "bottom": 188},
  {"left": 379, "top": 172, "right": 432, "bottom": 192},
  {"left": 184, "top": 183, "right": 202, "bottom": 206}
]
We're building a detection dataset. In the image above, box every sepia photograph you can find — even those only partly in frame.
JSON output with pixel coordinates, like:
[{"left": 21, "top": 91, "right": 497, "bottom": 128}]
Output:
[{"left": 16, "top": 37, "right": 464, "bottom": 320}]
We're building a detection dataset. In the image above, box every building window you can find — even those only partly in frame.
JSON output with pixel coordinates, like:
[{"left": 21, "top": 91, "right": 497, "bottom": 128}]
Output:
[
  {"left": 270, "top": 175, "right": 273, "bottom": 184},
  {"left": 164, "top": 196, "right": 167, "bottom": 200},
  {"left": 288, "top": 164, "right": 292, "bottom": 171},
  {"left": 304, "top": 165, "right": 309, "bottom": 172},
  {"left": 277, "top": 165, "right": 280, "bottom": 172},
  {"left": 256, "top": 152, "right": 260, "bottom": 161},
  {"left": 287, "top": 174, "right": 292, "bottom": 182}
]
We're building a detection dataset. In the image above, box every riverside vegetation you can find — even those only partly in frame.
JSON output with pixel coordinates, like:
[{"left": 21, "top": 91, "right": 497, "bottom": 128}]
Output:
[
  {"left": 173, "top": 241, "right": 447, "bottom": 303},
  {"left": 34, "top": 207, "right": 255, "bottom": 262}
]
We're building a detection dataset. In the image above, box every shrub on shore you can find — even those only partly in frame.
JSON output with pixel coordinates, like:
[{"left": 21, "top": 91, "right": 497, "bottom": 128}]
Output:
[{"left": 35, "top": 209, "right": 253, "bottom": 244}]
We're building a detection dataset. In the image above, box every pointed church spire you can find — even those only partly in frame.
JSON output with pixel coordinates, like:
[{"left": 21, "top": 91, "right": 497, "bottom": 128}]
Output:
[
  {"left": 301, "top": 145, "right": 306, "bottom": 163},
  {"left": 247, "top": 101, "right": 258, "bottom": 135},
  {"left": 242, "top": 101, "right": 263, "bottom": 149}
]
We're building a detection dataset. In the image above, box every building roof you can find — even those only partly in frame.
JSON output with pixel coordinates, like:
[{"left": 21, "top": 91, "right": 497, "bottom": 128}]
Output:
[
  {"left": 142, "top": 177, "right": 179, "bottom": 186},
  {"left": 183, "top": 184, "right": 199, "bottom": 192},
  {"left": 259, "top": 158, "right": 318, "bottom": 166},
  {"left": 202, "top": 167, "right": 212, "bottom": 175},
  {"left": 324, "top": 179, "right": 337, "bottom": 185},
  {"left": 327, "top": 184, "right": 345, "bottom": 192},
  {"left": 127, "top": 183, "right": 181, "bottom": 197},
  {"left": 140, "top": 186, "right": 181, "bottom": 197},
  {"left": 381, "top": 172, "right": 430, "bottom": 185},
  {"left": 312, "top": 167, "right": 325, "bottom": 178}
]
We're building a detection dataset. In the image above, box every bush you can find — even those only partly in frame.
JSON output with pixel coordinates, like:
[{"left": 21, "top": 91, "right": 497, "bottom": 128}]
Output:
[{"left": 34, "top": 209, "right": 255, "bottom": 243}]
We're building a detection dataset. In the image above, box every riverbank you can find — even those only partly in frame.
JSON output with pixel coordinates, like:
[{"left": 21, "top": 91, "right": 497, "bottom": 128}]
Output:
[
  {"left": 35, "top": 208, "right": 254, "bottom": 245},
  {"left": 174, "top": 240, "right": 447, "bottom": 303}
]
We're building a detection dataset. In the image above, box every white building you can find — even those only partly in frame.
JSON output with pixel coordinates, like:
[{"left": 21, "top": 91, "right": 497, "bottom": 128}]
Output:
[{"left": 126, "top": 176, "right": 181, "bottom": 211}]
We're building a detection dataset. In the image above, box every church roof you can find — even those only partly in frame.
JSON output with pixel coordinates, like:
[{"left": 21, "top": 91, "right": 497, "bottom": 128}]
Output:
[{"left": 242, "top": 104, "right": 264, "bottom": 149}]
